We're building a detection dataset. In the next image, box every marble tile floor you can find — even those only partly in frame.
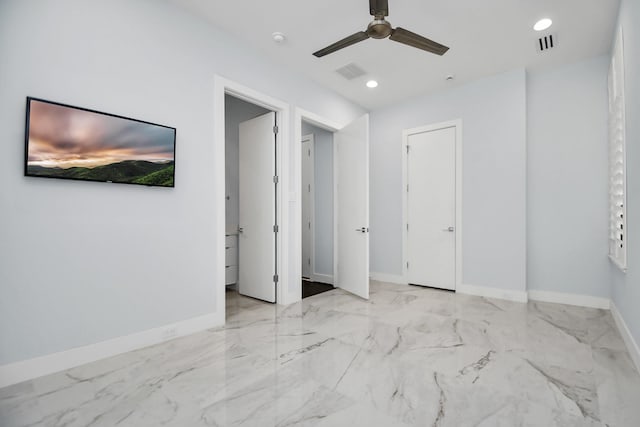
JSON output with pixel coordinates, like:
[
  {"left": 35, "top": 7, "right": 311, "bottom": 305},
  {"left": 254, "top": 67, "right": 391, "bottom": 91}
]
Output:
[{"left": 2, "top": 281, "right": 640, "bottom": 427}]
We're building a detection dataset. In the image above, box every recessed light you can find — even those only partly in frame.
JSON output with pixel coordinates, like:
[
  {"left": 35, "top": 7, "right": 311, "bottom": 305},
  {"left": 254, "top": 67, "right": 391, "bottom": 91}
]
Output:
[
  {"left": 366, "top": 80, "right": 378, "bottom": 88},
  {"left": 272, "top": 32, "right": 286, "bottom": 43},
  {"left": 533, "top": 18, "right": 552, "bottom": 32},
  {"left": 446, "top": 74, "right": 455, "bottom": 81}
]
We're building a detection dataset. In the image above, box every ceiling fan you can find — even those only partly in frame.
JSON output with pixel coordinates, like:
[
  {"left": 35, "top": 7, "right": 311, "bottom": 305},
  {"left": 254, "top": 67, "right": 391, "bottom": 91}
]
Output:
[{"left": 313, "top": 0, "right": 449, "bottom": 58}]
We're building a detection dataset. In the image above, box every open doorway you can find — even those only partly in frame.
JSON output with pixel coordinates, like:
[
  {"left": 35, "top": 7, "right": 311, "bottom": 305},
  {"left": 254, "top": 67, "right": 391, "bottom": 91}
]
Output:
[
  {"left": 215, "top": 76, "right": 296, "bottom": 321},
  {"left": 301, "top": 121, "right": 335, "bottom": 298},
  {"left": 294, "top": 110, "right": 371, "bottom": 302},
  {"left": 294, "top": 113, "right": 369, "bottom": 299},
  {"left": 224, "top": 94, "right": 277, "bottom": 314}
]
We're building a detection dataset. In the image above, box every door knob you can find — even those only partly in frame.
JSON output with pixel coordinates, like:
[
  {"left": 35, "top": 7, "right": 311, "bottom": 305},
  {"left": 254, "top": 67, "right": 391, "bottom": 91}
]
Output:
[
  {"left": 355, "top": 227, "right": 369, "bottom": 233},
  {"left": 442, "top": 226, "right": 455, "bottom": 232}
]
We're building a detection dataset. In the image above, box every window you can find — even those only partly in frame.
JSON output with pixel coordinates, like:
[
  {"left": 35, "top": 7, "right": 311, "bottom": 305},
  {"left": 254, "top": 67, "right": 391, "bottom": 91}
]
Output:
[{"left": 608, "top": 27, "right": 627, "bottom": 271}]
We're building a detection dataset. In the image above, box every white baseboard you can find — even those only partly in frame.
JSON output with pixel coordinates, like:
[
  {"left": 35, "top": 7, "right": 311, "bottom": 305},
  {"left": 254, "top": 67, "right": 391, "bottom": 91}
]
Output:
[
  {"left": 369, "top": 272, "right": 407, "bottom": 285},
  {"left": 311, "top": 273, "right": 334, "bottom": 285},
  {"left": 0, "top": 312, "right": 223, "bottom": 389},
  {"left": 611, "top": 301, "right": 640, "bottom": 374},
  {"left": 528, "top": 290, "right": 610, "bottom": 309},
  {"left": 457, "top": 283, "right": 528, "bottom": 303}
]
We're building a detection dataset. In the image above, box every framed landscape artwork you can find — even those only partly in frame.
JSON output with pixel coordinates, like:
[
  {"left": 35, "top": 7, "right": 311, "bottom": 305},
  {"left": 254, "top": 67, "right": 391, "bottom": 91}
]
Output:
[{"left": 24, "top": 97, "right": 176, "bottom": 187}]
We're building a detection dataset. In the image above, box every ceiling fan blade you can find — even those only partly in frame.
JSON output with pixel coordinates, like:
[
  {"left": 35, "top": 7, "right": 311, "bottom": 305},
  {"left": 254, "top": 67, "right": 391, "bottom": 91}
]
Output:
[
  {"left": 389, "top": 27, "right": 449, "bottom": 56},
  {"left": 313, "top": 31, "right": 370, "bottom": 57},
  {"left": 369, "top": 0, "right": 389, "bottom": 17}
]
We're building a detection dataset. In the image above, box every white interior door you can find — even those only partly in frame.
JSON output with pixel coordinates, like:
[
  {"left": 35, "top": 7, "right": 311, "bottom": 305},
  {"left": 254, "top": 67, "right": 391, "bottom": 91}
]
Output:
[
  {"left": 335, "top": 115, "right": 369, "bottom": 299},
  {"left": 238, "top": 112, "right": 276, "bottom": 303},
  {"left": 407, "top": 126, "right": 456, "bottom": 290},
  {"left": 301, "top": 135, "right": 314, "bottom": 279}
]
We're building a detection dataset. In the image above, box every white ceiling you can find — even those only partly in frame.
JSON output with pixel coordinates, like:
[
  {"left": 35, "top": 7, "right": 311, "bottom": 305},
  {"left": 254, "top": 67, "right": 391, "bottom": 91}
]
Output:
[{"left": 170, "top": 0, "right": 620, "bottom": 110}]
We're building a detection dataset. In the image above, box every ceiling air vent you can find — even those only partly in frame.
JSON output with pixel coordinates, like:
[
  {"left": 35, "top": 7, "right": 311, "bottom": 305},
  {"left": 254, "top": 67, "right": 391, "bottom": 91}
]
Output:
[
  {"left": 335, "top": 63, "right": 367, "bottom": 80},
  {"left": 537, "top": 33, "right": 557, "bottom": 52}
]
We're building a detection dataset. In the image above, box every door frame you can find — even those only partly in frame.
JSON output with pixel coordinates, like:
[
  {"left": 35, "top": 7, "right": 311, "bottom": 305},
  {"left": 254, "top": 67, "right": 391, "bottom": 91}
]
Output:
[
  {"left": 294, "top": 108, "right": 342, "bottom": 302},
  {"left": 301, "top": 133, "right": 316, "bottom": 281},
  {"left": 402, "top": 119, "right": 463, "bottom": 289},
  {"left": 214, "top": 76, "right": 291, "bottom": 316}
]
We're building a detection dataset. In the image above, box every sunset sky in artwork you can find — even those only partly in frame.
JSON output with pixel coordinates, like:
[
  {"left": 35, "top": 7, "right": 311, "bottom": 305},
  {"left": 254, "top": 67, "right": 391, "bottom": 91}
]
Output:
[{"left": 27, "top": 100, "right": 175, "bottom": 169}]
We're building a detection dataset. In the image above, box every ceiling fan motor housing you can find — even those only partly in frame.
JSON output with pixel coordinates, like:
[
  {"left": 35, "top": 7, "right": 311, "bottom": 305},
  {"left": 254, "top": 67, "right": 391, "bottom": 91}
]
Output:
[{"left": 367, "top": 19, "right": 392, "bottom": 39}]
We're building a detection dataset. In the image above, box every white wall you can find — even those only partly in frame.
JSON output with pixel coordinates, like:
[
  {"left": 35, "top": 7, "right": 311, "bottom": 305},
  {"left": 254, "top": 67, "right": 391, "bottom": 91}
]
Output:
[
  {"left": 0, "top": 0, "right": 364, "bottom": 365},
  {"left": 225, "top": 95, "right": 269, "bottom": 231},
  {"left": 301, "top": 122, "right": 334, "bottom": 278},
  {"left": 527, "top": 56, "right": 610, "bottom": 298},
  {"left": 370, "top": 69, "right": 527, "bottom": 292},
  {"left": 610, "top": 0, "right": 640, "bottom": 344}
]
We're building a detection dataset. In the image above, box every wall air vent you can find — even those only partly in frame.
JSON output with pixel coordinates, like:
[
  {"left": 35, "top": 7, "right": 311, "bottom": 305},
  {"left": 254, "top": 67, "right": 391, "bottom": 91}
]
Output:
[
  {"left": 537, "top": 33, "right": 557, "bottom": 52},
  {"left": 335, "top": 63, "right": 367, "bottom": 80}
]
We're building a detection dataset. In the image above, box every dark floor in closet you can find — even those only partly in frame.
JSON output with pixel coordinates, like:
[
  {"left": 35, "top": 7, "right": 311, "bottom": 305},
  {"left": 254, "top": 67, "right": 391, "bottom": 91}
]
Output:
[{"left": 302, "top": 279, "right": 333, "bottom": 299}]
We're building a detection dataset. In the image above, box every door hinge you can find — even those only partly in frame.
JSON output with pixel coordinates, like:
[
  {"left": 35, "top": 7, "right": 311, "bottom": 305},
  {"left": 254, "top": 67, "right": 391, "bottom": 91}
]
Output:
[
  {"left": 406, "top": 145, "right": 410, "bottom": 153},
  {"left": 407, "top": 261, "right": 409, "bottom": 269},
  {"left": 308, "top": 184, "right": 311, "bottom": 192},
  {"left": 406, "top": 223, "right": 409, "bottom": 231},
  {"left": 308, "top": 148, "right": 311, "bottom": 156},
  {"left": 406, "top": 184, "right": 409, "bottom": 192},
  {"left": 273, "top": 125, "right": 279, "bottom": 134},
  {"left": 273, "top": 225, "right": 279, "bottom": 233},
  {"left": 273, "top": 274, "right": 279, "bottom": 283},
  {"left": 308, "top": 221, "right": 311, "bottom": 229},
  {"left": 273, "top": 175, "right": 279, "bottom": 184}
]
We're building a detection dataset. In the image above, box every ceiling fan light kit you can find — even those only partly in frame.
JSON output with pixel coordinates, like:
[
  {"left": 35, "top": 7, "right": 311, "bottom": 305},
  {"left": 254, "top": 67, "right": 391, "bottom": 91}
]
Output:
[{"left": 313, "top": 0, "right": 449, "bottom": 58}]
